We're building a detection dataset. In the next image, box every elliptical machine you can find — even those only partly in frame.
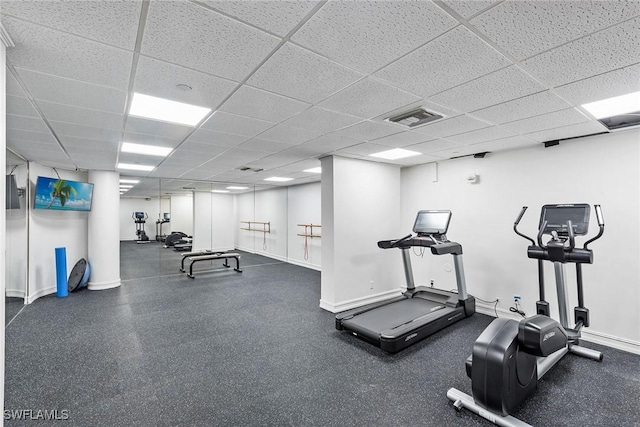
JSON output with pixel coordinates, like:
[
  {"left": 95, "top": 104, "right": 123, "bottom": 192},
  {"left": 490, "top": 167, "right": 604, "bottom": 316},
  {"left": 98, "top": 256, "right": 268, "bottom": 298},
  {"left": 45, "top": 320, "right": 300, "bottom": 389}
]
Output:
[
  {"left": 133, "top": 212, "right": 150, "bottom": 243},
  {"left": 447, "top": 204, "right": 605, "bottom": 427}
]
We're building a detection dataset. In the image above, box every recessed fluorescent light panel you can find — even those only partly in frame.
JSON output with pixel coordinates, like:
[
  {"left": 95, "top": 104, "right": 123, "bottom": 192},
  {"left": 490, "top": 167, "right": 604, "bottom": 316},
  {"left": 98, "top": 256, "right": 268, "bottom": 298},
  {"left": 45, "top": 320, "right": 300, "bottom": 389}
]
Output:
[
  {"left": 129, "top": 93, "right": 211, "bottom": 126},
  {"left": 304, "top": 167, "right": 322, "bottom": 174},
  {"left": 212, "top": 190, "right": 229, "bottom": 193},
  {"left": 121, "top": 142, "right": 172, "bottom": 157},
  {"left": 119, "top": 185, "right": 133, "bottom": 189},
  {"left": 582, "top": 91, "right": 640, "bottom": 130},
  {"left": 117, "top": 163, "right": 155, "bottom": 171},
  {"left": 264, "top": 177, "right": 294, "bottom": 182},
  {"left": 119, "top": 179, "right": 139, "bottom": 184},
  {"left": 226, "top": 186, "right": 248, "bottom": 190},
  {"left": 369, "top": 148, "right": 421, "bottom": 160}
]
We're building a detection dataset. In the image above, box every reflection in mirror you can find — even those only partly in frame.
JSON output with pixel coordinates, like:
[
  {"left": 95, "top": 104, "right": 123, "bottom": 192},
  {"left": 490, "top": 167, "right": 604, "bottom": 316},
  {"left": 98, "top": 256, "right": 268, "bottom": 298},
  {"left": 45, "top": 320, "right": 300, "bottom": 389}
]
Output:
[{"left": 5, "top": 150, "right": 28, "bottom": 321}]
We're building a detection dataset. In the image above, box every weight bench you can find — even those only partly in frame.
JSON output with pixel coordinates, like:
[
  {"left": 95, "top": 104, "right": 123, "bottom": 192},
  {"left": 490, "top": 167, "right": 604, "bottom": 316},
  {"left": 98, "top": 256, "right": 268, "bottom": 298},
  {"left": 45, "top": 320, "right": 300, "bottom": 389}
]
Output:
[{"left": 184, "top": 252, "right": 242, "bottom": 279}]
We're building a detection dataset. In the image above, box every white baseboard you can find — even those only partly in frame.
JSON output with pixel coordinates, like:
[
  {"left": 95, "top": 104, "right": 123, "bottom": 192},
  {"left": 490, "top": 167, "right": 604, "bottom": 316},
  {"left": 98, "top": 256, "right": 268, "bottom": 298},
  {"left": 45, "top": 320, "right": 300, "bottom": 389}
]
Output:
[
  {"left": 6, "top": 289, "right": 25, "bottom": 299},
  {"left": 286, "top": 258, "right": 321, "bottom": 271},
  {"left": 319, "top": 289, "right": 403, "bottom": 313},
  {"left": 25, "top": 286, "right": 56, "bottom": 304},
  {"left": 475, "top": 302, "right": 640, "bottom": 355},
  {"left": 88, "top": 279, "right": 121, "bottom": 291}
]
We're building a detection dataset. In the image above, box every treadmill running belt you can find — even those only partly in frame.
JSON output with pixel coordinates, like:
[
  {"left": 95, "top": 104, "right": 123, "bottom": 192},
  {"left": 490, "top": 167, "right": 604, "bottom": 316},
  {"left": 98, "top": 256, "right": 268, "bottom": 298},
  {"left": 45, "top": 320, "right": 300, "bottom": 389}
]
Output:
[{"left": 341, "top": 298, "right": 447, "bottom": 341}]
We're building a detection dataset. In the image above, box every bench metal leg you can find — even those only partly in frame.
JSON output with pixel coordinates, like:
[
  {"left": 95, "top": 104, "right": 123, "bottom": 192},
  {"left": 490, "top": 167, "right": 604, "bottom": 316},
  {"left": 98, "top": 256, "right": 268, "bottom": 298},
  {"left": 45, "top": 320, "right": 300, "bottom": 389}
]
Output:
[{"left": 234, "top": 256, "right": 242, "bottom": 272}]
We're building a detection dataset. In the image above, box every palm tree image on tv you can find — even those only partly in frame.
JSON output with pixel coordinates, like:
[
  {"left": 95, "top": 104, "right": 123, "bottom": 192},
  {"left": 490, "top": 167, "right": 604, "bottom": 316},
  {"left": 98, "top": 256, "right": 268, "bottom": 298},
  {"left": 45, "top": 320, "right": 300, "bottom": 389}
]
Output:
[
  {"left": 47, "top": 179, "right": 77, "bottom": 209},
  {"left": 34, "top": 176, "right": 94, "bottom": 211}
]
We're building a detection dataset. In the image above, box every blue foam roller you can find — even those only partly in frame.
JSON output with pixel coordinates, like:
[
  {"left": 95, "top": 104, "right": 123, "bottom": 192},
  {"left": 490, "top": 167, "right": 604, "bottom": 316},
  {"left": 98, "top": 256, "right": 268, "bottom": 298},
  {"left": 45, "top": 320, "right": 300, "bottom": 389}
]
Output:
[{"left": 55, "top": 247, "right": 68, "bottom": 298}]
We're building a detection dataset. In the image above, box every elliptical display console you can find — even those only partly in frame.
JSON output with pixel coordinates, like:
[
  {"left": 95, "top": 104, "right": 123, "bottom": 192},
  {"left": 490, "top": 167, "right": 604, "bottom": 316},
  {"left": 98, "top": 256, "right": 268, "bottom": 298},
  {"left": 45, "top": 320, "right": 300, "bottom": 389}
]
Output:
[{"left": 447, "top": 204, "right": 605, "bottom": 427}]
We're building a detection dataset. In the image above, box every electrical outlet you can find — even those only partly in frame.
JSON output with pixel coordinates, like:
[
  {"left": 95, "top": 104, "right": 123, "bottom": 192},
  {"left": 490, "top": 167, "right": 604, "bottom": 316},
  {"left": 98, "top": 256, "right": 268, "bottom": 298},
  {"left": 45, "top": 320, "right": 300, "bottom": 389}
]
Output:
[{"left": 369, "top": 280, "right": 374, "bottom": 290}]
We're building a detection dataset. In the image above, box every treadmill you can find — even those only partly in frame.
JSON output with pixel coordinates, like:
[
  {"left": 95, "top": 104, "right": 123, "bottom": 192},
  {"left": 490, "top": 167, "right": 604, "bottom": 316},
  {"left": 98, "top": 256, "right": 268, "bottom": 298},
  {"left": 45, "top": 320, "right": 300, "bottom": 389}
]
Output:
[{"left": 335, "top": 210, "right": 475, "bottom": 353}]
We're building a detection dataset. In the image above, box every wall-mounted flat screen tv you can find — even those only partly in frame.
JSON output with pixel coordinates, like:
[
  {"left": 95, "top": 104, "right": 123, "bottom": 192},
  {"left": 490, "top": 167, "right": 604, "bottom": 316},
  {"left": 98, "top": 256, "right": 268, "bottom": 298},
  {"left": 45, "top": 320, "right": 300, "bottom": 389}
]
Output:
[{"left": 34, "top": 176, "right": 94, "bottom": 211}]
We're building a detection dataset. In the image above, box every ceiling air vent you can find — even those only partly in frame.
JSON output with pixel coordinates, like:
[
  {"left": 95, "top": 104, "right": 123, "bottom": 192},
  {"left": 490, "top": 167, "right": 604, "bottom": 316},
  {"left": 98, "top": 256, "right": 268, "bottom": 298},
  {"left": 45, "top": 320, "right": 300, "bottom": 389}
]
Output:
[
  {"left": 386, "top": 108, "right": 444, "bottom": 128},
  {"left": 235, "top": 166, "right": 264, "bottom": 172}
]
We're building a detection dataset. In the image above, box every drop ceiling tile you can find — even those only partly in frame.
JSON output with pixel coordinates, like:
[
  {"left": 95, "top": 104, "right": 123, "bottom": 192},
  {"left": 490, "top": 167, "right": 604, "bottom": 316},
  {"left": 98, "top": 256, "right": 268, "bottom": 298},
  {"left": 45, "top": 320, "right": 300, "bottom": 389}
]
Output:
[
  {"left": 187, "top": 129, "right": 249, "bottom": 147},
  {"left": 247, "top": 43, "right": 364, "bottom": 103},
  {"left": 4, "top": 16, "right": 133, "bottom": 89},
  {"left": 59, "top": 136, "right": 117, "bottom": 150},
  {"left": 441, "top": 1, "right": 501, "bottom": 19},
  {"left": 39, "top": 101, "right": 125, "bottom": 131},
  {"left": 8, "top": 129, "right": 58, "bottom": 145},
  {"left": 214, "top": 148, "right": 267, "bottom": 163},
  {"left": 179, "top": 169, "right": 218, "bottom": 180},
  {"left": 553, "top": 63, "right": 640, "bottom": 106},
  {"left": 281, "top": 107, "right": 361, "bottom": 134},
  {"left": 471, "top": 91, "right": 572, "bottom": 124},
  {"left": 7, "top": 95, "right": 38, "bottom": 117},
  {"left": 525, "top": 121, "right": 608, "bottom": 143},
  {"left": 199, "top": 0, "right": 319, "bottom": 37},
  {"left": 521, "top": 17, "right": 640, "bottom": 87},
  {"left": 67, "top": 146, "right": 116, "bottom": 159},
  {"left": 406, "top": 139, "right": 464, "bottom": 154},
  {"left": 18, "top": 69, "right": 127, "bottom": 114},
  {"left": 430, "top": 66, "right": 546, "bottom": 112},
  {"left": 394, "top": 153, "right": 444, "bottom": 166},
  {"left": 300, "top": 134, "right": 360, "bottom": 153},
  {"left": 201, "top": 111, "right": 274, "bottom": 137},
  {"left": 371, "top": 131, "right": 436, "bottom": 148},
  {"left": 466, "top": 135, "right": 539, "bottom": 154},
  {"left": 118, "top": 153, "right": 164, "bottom": 166},
  {"left": 76, "top": 158, "right": 118, "bottom": 171},
  {"left": 238, "top": 138, "right": 293, "bottom": 153},
  {"left": 470, "top": 1, "right": 640, "bottom": 60},
  {"left": 1, "top": 0, "right": 141, "bottom": 50},
  {"left": 7, "top": 114, "right": 50, "bottom": 133},
  {"left": 411, "top": 115, "right": 490, "bottom": 138},
  {"left": 429, "top": 144, "right": 481, "bottom": 159},
  {"left": 179, "top": 140, "right": 229, "bottom": 156},
  {"left": 292, "top": 0, "right": 457, "bottom": 74},
  {"left": 142, "top": 1, "right": 280, "bottom": 81},
  {"left": 7, "top": 139, "right": 61, "bottom": 153},
  {"left": 375, "top": 26, "right": 511, "bottom": 98},
  {"left": 50, "top": 122, "right": 122, "bottom": 143},
  {"left": 252, "top": 125, "right": 321, "bottom": 145},
  {"left": 502, "top": 108, "right": 590, "bottom": 135},
  {"left": 125, "top": 117, "right": 193, "bottom": 140},
  {"left": 134, "top": 56, "right": 238, "bottom": 109},
  {"left": 332, "top": 120, "right": 402, "bottom": 142},
  {"left": 446, "top": 126, "right": 517, "bottom": 145},
  {"left": 221, "top": 85, "right": 310, "bottom": 123},
  {"left": 6, "top": 71, "right": 26, "bottom": 97},
  {"left": 336, "top": 142, "right": 392, "bottom": 157},
  {"left": 17, "top": 148, "right": 68, "bottom": 161},
  {"left": 123, "top": 132, "right": 181, "bottom": 149},
  {"left": 318, "top": 77, "right": 421, "bottom": 119},
  {"left": 169, "top": 150, "right": 218, "bottom": 162}
]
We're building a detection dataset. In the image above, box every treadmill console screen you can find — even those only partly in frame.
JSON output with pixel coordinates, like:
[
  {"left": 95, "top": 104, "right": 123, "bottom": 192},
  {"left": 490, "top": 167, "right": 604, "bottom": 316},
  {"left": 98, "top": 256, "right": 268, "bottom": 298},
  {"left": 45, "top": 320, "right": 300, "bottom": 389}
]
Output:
[
  {"left": 413, "top": 210, "right": 451, "bottom": 235},
  {"left": 539, "top": 204, "right": 590, "bottom": 236},
  {"left": 134, "top": 211, "right": 145, "bottom": 219}
]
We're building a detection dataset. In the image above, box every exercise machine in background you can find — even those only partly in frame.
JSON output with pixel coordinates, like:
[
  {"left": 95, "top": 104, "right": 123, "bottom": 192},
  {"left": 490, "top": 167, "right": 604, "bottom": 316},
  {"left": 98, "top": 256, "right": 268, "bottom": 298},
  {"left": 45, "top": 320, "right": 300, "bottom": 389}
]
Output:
[
  {"left": 448, "top": 203, "right": 605, "bottom": 427},
  {"left": 335, "top": 210, "right": 475, "bottom": 353},
  {"left": 155, "top": 212, "right": 170, "bottom": 242},
  {"left": 133, "top": 212, "right": 150, "bottom": 243}
]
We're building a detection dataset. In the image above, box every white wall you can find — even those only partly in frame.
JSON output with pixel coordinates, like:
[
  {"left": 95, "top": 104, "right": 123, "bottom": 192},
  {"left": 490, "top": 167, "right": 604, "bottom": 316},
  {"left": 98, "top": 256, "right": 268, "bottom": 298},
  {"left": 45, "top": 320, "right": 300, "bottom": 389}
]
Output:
[
  {"left": 192, "top": 192, "right": 235, "bottom": 251},
  {"left": 255, "top": 187, "right": 287, "bottom": 261},
  {"left": 5, "top": 163, "right": 28, "bottom": 298},
  {"left": 235, "top": 191, "right": 256, "bottom": 252},
  {"left": 119, "top": 197, "right": 160, "bottom": 241},
  {"left": 170, "top": 194, "right": 193, "bottom": 236},
  {"left": 401, "top": 129, "right": 640, "bottom": 352},
  {"left": 320, "top": 156, "right": 403, "bottom": 312},
  {"left": 27, "top": 162, "right": 89, "bottom": 303},
  {"left": 287, "top": 182, "right": 321, "bottom": 270}
]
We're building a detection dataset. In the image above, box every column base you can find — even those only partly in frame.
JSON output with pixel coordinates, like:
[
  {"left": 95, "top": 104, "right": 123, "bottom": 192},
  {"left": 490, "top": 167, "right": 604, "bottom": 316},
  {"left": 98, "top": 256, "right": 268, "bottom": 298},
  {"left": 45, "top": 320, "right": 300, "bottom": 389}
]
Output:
[{"left": 88, "top": 278, "right": 121, "bottom": 291}]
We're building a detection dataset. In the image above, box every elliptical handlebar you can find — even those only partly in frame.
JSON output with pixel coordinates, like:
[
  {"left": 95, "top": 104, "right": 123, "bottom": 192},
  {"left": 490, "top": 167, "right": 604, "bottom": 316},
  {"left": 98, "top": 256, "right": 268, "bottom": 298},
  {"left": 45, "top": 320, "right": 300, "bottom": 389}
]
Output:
[
  {"left": 584, "top": 204, "right": 605, "bottom": 249},
  {"left": 514, "top": 206, "right": 536, "bottom": 246}
]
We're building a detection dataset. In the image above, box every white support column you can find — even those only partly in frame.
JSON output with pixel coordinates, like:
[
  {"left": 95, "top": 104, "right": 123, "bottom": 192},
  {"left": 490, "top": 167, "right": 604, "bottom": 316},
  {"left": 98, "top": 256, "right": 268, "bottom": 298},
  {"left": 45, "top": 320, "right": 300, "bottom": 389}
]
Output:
[{"left": 87, "top": 170, "right": 121, "bottom": 290}]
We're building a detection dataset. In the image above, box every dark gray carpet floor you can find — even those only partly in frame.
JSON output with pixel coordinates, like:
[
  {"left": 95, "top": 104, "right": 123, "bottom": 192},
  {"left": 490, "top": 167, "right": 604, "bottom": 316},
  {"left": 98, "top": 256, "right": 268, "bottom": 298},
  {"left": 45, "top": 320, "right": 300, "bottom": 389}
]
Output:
[{"left": 4, "top": 241, "right": 640, "bottom": 426}]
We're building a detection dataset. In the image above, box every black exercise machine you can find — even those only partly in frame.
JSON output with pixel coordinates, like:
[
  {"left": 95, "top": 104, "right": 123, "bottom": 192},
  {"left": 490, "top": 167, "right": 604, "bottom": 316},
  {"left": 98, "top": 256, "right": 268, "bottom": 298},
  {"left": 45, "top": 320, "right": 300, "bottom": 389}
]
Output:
[
  {"left": 447, "top": 204, "right": 605, "bottom": 427},
  {"left": 155, "top": 212, "right": 170, "bottom": 242},
  {"left": 335, "top": 210, "right": 475, "bottom": 353},
  {"left": 133, "top": 212, "right": 150, "bottom": 243}
]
